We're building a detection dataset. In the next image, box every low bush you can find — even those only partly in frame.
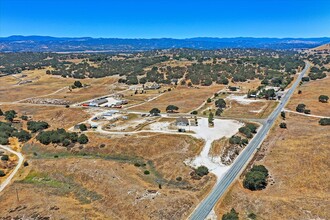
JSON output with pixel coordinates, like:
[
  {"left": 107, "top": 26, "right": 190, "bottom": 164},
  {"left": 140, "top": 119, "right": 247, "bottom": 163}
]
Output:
[
  {"left": 196, "top": 166, "right": 209, "bottom": 177},
  {"left": 319, "top": 118, "right": 330, "bottom": 126}
]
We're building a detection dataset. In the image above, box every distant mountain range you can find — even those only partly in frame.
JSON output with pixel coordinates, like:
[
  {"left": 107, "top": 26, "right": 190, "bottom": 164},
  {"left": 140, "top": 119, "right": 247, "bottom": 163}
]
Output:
[{"left": 1, "top": 35, "right": 330, "bottom": 52}]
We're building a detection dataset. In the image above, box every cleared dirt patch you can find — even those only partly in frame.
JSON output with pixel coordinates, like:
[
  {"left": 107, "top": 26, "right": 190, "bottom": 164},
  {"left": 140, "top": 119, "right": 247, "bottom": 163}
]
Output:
[{"left": 222, "top": 100, "right": 277, "bottom": 119}]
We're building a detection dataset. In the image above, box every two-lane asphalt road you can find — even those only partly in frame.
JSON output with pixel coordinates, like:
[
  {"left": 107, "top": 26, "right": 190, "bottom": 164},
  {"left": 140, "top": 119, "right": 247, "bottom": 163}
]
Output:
[{"left": 189, "top": 62, "right": 310, "bottom": 220}]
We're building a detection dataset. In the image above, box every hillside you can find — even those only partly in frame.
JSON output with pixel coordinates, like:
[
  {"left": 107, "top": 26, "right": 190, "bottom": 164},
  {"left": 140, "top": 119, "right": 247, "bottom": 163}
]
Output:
[
  {"left": 1, "top": 36, "right": 330, "bottom": 52},
  {"left": 312, "top": 43, "right": 330, "bottom": 51}
]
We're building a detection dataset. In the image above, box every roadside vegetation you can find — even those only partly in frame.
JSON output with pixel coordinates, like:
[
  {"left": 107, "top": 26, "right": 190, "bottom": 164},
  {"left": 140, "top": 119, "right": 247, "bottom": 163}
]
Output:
[{"left": 243, "top": 165, "right": 269, "bottom": 191}]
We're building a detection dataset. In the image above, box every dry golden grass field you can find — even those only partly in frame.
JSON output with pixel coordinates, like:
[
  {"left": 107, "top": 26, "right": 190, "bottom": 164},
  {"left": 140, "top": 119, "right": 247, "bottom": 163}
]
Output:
[
  {"left": 44, "top": 76, "right": 121, "bottom": 103},
  {"left": 0, "top": 104, "right": 91, "bottom": 129},
  {"left": 0, "top": 133, "right": 216, "bottom": 219},
  {"left": 130, "top": 85, "right": 224, "bottom": 113},
  {"left": 0, "top": 69, "right": 75, "bottom": 102},
  {"left": 214, "top": 114, "right": 330, "bottom": 219},
  {"left": 0, "top": 68, "right": 120, "bottom": 103},
  {"left": 286, "top": 76, "right": 330, "bottom": 116}
]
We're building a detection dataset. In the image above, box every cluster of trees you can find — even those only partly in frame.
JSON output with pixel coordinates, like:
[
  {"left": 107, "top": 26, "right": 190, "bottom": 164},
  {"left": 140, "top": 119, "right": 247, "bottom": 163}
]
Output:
[
  {"left": 3, "top": 110, "right": 17, "bottom": 122},
  {"left": 0, "top": 121, "right": 31, "bottom": 144},
  {"left": 0, "top": 121, "right": 17, "bottom": 144},
  {"left": 1, "top": 49, "right": 305, "bottom": 90},
  {"left": 229, "top": 135, "right": 249, "bottom": 146},
  {"left": 0, "top": 52, "right": 65, "bottom": 76},
  {"left": 309, "top": 66, "right": 327, "bottom": 80},
  {"left": 319, "top": 118, "right": 330, "bottom": 126},
  {"left": 239, "top": 124, "right": 257, "bottom": 139},
  {"left": 48, "top": 55, "right": 170, "bottom": 81},
  {"left": 36, "top": 128, "right": 88, "bottom": 146},
  {"left": 0, "top": 109, "right": 33, "bottom": 144},
  {"left": 27, "top": 121, "right": 49, "bottom": 133},
  {"left": 258, "top": 88, "right": 276, "bottom": 100},
  {"left": 215, "top": 98, "right": 226, "bottom": 116},
  {"left": 243, "top": 165, "right": 269, "bottom": 191}
]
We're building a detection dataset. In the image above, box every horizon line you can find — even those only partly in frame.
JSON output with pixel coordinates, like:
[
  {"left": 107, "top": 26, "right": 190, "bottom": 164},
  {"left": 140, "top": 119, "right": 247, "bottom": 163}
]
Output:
[{"left": 1, "top": 35, "right": 330, "bottom": 40}]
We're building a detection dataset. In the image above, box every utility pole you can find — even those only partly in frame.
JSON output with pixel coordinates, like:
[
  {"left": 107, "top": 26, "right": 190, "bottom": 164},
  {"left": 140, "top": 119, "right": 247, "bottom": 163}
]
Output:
[{"left": 15, "top": 187, "right": 19, "bottom": 202}]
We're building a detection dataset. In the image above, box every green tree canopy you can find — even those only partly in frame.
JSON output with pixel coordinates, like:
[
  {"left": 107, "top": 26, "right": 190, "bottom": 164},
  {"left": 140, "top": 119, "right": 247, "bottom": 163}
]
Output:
[
  {"left": 166, "top": 105, "right": 179, "bottom": 113},
  {"left": 319, "top": 95, "right": 329, "bottom": 103},
  {"left": 215, "top": 99, "right": 226, "bottom": 108},
  {"left": 73, "top": 80, "right": 83, "bottom": 88},
  {"left": 149, "top": 108, "right": 161, "bottom": 116}
]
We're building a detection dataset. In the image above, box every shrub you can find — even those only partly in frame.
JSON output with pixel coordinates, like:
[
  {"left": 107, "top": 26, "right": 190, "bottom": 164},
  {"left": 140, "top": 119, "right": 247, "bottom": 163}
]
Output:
[
  {"left": 134, "top": 162, "right": 141, "bottom": 167},
  {"left": 196, "top": 166, "right": 209, "bottom": 177},
  {"left": 301, "top": 76, "right": 310, "bottom": 82},
  {"left": 166, "top": 105, "right": 179, "bottom": 113},
  {"left": 296, "top": 104, "right": 306, "bottom": 113},
  {"left": 215, "top": 108, "right": 223, "bottom": 116},
  {"left": 239, "top": 126, "right": 253, "bottom": 138},
  {"left": 222, "top": 208, "right": 239, "bottom": 220},
  {"left": 215, "top": 99, "right": 226, "bottom": 108},
  {"left": 176, "top": 176, "right": 182, "bottom": 181},
  {"left": 191, "top": 110, "right": 198, "bottom": 115},
  {"left": 149, "top": 108, "right": 160, "bottom": 116},
  {"left": 4, "top": 110, "right": 17, "bottom": 122},
  {"left": 246, "top": 123, "right": 257, "bottom": 133},
  {"left": 73, "top": 80, "right": 83, "bottom": 88},
  {"left": 319, "top": 118, "right": 330, "bottom": 126},
  {"left": 62, "top": 139, "right": 71, "bottom": 147},
  {"left": 79, "top": 124, "right": 87, "bottom": 131},
  {"left": 304, "top": 109, "right": 311, "bottom": 114},
  {"left": 229, "top": 135, "right": 241, "bottom": 145},
  {"left": 23, "top": 161, "right": 29, "bottom": 167},
  {"left": 0, "top": 170, "right": 5, "bottom": 177},
  {"left": 0, "top": 137, "right": 8, "bottom": 145},
  {"left": 248, "top": 213, "right": 257, "bottom": 220},
  {"left": 319, "top": 95, "right": 329, "bottom": 103},
  {"left": 1, "top": 155, "right": 9, "bottom": 161},
  {"left": 241, "top": 138, "right": 249, "bottom": 145},
  {"left": 207, "top": 98, "right": 212, "bottom": 103},
  {"left": 21, "top": 115, "right": 28, "bottom": 121},
  {"left": 144, "top": 170, "right": 150, "bottom": 175},
  {"left": 0, "top": 109, "right": 3, "bottom": 116},
  {"left": 279, "top": 122, "right": 287, "bottom": 128},
  {"left": 77, "top": 134, "right": 89, "bottom": 144}
]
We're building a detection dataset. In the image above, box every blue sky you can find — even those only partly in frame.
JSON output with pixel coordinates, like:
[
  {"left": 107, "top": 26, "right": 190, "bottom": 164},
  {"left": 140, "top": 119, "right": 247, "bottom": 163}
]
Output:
[{"left": 1, "top": 0, "right": 330, "bottom": 38}]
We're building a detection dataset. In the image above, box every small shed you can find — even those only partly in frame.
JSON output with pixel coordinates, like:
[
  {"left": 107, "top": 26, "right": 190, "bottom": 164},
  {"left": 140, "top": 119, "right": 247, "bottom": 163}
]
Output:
[{"left": 176, "top": 117, "right": 189, "bottom": 126}]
